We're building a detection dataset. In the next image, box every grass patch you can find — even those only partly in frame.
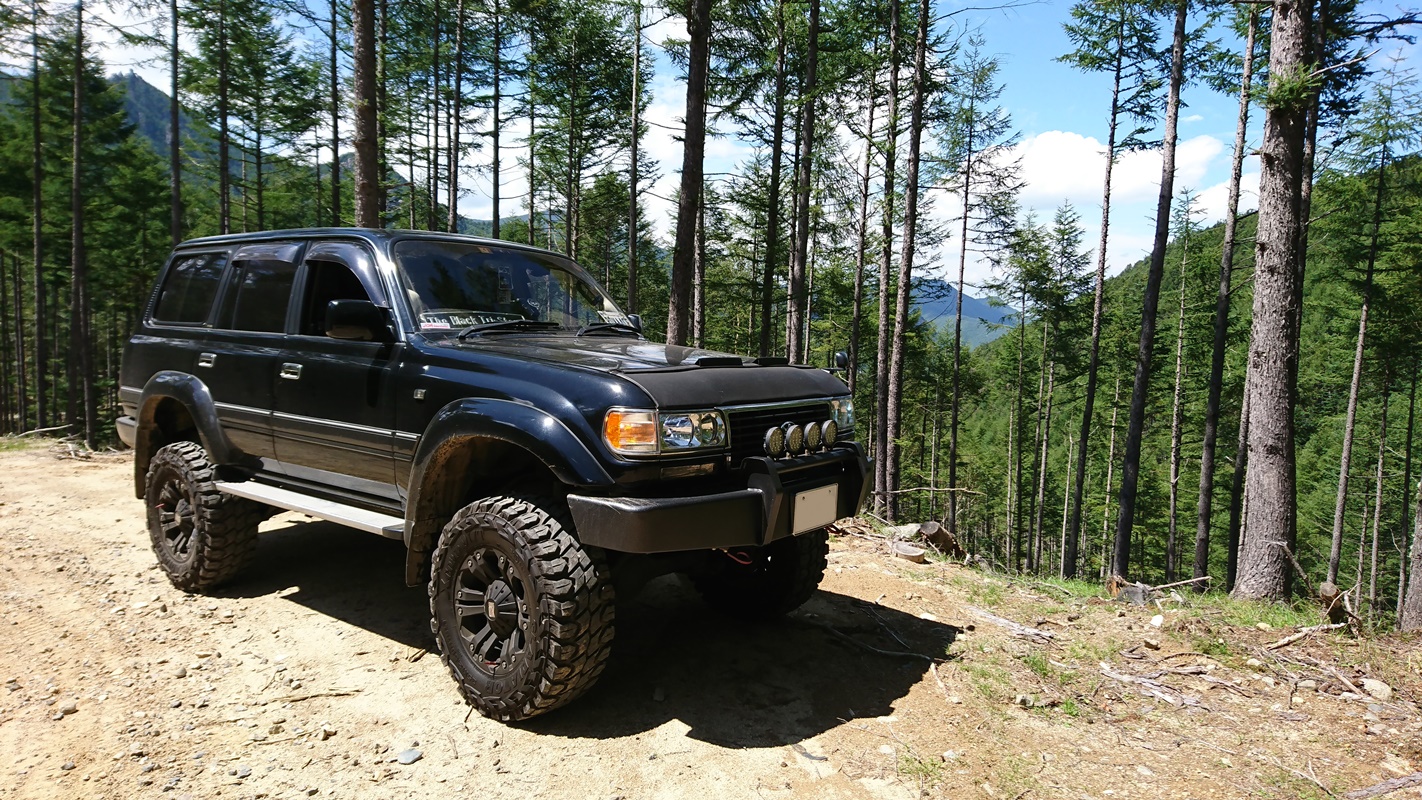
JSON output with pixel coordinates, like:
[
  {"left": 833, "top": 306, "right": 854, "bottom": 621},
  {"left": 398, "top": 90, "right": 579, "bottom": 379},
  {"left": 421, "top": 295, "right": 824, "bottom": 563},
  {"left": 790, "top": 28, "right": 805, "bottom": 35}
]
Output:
[
  {"left": 896, "top": 750, "right": 944, "bottom": 783},
  {"left": 1020, "top": 651, "right": 1054, "bottom": 681},
  {"left": 962, "top": 658, "right": 1013, "bottom": 702},
  {"left": 0, "top": 437, "right": 33, "bottom": 453},
  {"left": 1193, "top": 635, "right": 1234, "bottom": 659},
  {"left": 1029, "top": 575, "right": 1108, "bottom": 600},
  {"left": 1193, "top": 594, "right": 1319, "bottom": 630}
]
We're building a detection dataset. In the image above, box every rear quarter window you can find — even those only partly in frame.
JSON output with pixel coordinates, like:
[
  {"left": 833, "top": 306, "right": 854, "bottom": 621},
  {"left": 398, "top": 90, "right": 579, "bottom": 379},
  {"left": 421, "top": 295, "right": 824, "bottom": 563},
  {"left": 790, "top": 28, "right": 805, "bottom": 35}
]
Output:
[{"left": 152, "top": 252, "right": 228, "bottom": 325}]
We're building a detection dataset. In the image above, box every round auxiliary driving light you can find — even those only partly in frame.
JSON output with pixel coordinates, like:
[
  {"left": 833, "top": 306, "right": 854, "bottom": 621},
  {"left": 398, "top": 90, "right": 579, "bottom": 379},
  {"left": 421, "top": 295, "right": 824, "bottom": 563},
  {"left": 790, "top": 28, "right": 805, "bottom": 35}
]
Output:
[
  {"left": 805, "top": 420, "right": 823, "bottom": 451},
  {"left": 763, "top": 426, "right": 787, "bottom": 458},
  {"left": 821, "top": 419, "right": 839, "bottom": 447},
  {"left": 783, "top": 422, "right": 806, "bottom": 455}
]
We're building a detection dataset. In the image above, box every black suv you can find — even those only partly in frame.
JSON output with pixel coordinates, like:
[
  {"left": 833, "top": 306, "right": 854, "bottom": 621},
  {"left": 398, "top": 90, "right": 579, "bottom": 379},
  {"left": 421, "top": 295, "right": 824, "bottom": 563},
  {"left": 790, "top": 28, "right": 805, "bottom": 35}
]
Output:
[{"left": 117, "top": 228, "right": 869, "bottom": 720}]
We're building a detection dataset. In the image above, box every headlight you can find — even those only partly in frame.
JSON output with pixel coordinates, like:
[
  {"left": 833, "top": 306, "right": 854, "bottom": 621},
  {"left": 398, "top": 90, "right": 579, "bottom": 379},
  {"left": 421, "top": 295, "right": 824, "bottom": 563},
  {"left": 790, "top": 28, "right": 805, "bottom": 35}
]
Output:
[
  {"left": 830, "top": 396, "right": 855, "bottom": 431},
  {"left": 603, "top": 408, "right": 727, "bottom": 456}
]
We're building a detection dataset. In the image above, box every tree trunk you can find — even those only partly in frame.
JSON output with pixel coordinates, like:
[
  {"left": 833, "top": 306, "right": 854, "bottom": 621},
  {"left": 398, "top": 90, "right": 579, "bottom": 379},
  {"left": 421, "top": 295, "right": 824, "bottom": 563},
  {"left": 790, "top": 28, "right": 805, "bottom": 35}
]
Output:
[
  {"left": 1195, "top": 13, "right": 1256, "bottom": 584},
  {"left": 30, "top": 0, "right": 47, "bottom": 431},
  {"left": 885, "top": 0, "right": 928, "bottom": 522},
  {"left": 848, "top": 80, "right": 876, "bottom": 395},
  {"left": 1013, "top": 282, "right": 1027, "bottom": 569},
  {"left": 948, "top": 96, "right": 977, "bottom": 544},
  {"left": 352, "top": 0, "right": 379, "bottom": 227},
  {"left": 1233, "top": 0, "right": 1310, "bottom": 600},
  {"left": 785, "top": 0, "right": 819, "bottom": 364},
  {"left": 328, "top": 0, "right": 341, "bottom": 226},
  {"left": 1028, "top": 320, "right": 1049, "bottom": 570},
  {"left": 626, "top": 0, "right": 639, "bottom": 310},
  {"left": 1398, "top": 364, "right": 1417, "bottom": 622},
  {"left": 72, "top": 0, "right": 95, "bottom": 449},
  {"left": 757, "top": 0, "right": 787, "bottom": 358},
  {"left": 1168, "top": 229, "right": 1189, "bottom": 582},
  {"left": 169, "top": 0, "right": 182, "bottom": 245},
  {"left": 1102, "top": 376, "right": 1121, "bottom": 579},
  {"left": 667, "top": 0, "right": 711, "bottom": 346},
  {"left": 218, "top": 0, "right": 231, "bottom": 232},
  {"left": 1060, "top": 432, "right": 1074, "bottom": 576},
  {"left": 376, "top": 0, "right": 388, "bottom": 218},
  {"left": 873, "top": 0, "right": 901, "bottom": 516},
  {"left": 1112, "top": 0, "right": 1186, "bottom": 578},
  {"left": 1033, "top": 361, "right": 1056, "bottom": 574},
  {"left": 1402, "top": 477, "right": 1422, "bottom": 630},
  {"left": 446, "top": 0, "right": 465, "bottom": 232},
  {"left": 1066, "top": 14, "right": 1127, "bottom": 580},
  {"left": 1368, "top": 393, "right": 1389, "bottom": 622},
  {"left": 10, "top": 254, "right": 25, "bottom": 433},
  {"left": 693, "top": 193, "right": 705, "bottom": 347}
]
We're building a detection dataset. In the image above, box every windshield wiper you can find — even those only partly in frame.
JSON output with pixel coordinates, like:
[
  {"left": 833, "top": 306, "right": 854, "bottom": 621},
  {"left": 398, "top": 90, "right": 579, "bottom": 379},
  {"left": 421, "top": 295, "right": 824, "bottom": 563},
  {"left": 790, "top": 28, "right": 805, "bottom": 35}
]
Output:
[
  {"left": 575, "top": 322, "right": 642, "bottom": 338},
  {"left": 457, "top": 319, "right": 561, "bottom": 339}
]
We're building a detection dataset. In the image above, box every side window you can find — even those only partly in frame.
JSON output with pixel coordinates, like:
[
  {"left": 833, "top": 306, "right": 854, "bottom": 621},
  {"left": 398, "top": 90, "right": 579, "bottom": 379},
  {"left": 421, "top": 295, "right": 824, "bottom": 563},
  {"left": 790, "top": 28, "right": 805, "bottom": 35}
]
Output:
[
  {"left": 152, "top": 252, "right": 227, "bottom": 324},
  {"left": 300, "top": 261, "right": 374, "bottom": 336},
  {"left": 216, "top": 259, "right": 299, "bottom": 333}
]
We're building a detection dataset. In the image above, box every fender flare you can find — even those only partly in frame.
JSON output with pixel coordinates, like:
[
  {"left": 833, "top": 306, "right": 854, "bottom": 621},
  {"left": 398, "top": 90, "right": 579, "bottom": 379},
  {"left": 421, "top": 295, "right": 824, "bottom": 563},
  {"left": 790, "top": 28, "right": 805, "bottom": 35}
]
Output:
[
  {"left": 401, "top": 398, "right": 616, "bottom": 583},
  {"left": 132, "top": 371, "right": 252, "bottom": 497}
]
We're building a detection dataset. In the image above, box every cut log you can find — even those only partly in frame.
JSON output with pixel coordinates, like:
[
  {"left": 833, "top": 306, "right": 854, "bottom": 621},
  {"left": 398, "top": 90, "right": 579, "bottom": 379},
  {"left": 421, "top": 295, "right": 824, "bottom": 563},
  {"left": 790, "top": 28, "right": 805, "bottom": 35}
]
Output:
[{"left": 918, "top": 520, "right": 967, "bottom": 559}]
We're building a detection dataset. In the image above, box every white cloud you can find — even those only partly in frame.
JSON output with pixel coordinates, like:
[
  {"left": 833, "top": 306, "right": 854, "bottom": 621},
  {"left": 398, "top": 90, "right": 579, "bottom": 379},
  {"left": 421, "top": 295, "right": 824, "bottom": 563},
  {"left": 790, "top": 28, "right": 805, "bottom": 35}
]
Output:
[
  {"left": 1183, "top": 113, "right": 1204, "bottom": 124},
  {"left": 1011, "top": 130, "right": 1224, "bottom": 211}
]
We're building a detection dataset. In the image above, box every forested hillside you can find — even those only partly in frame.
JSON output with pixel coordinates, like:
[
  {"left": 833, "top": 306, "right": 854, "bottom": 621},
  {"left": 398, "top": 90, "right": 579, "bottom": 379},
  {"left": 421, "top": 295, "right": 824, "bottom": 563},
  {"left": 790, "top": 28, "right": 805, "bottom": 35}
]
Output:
[{"left": 0, "top": 0, "right": 1420, "bottom": 623}]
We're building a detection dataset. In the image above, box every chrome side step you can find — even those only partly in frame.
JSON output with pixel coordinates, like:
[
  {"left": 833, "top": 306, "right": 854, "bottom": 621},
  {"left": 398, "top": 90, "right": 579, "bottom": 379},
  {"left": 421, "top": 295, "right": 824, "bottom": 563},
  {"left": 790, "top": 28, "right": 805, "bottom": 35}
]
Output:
[{"left": 214, "top": 481, "right": 406, "bottom": 540}]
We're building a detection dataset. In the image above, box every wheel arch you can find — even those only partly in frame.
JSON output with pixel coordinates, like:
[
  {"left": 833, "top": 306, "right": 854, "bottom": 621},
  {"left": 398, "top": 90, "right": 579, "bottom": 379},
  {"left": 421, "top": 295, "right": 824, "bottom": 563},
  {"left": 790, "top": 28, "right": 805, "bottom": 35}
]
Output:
[
  {"left": 133, "top": 371, "right": 248, "bottom": 499},
  {"left": 402, "top": 399, "right": 617, "bottom": 586}
]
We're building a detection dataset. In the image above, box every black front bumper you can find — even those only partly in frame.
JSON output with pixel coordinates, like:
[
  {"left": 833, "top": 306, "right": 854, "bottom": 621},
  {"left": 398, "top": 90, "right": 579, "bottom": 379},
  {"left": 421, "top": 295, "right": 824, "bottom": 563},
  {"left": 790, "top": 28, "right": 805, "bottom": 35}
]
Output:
[{"left": 566, "top": 443, "right": 871, "bottom": 553}]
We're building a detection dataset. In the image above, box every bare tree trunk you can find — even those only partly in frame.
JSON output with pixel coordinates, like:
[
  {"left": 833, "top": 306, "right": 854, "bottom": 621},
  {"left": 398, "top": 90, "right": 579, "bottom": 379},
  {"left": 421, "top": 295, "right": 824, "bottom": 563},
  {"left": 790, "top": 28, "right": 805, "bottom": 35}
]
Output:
[
  {"left": 667, "top": 0, "right": 711, "bottom": 346},
  {"left": 1112, "top": 0, "right": 1186, "bottom": 578},
  {"left": 626, "top": 0, "right": 639, "bottom": 310},
  {"left": 947, "top": 96, "right": 977, "bottom": 544},
  {"left": 1060, "top": 432, "right": 1074, "bottom": 577},
  {"left": 1102, "top": 376, "right": 1120, "bottom": 579},
  {"left": 376, "top": 0, "right": 388, "bottom": 218},
  {"left": 527, "top": 66, "right": 536, "bottom": 246},
  {"left": 328, "top": 0, "right": 341, "bottom": 225},
  {"left": 785, "top": 0, "right": 819, "bottom": 363},
  {"left": 1368, "top": 394, "right": 1389, "bottom": 623},
  {"left": 1033, "top": 361, "right": 1056, "bottom": 574},
  {"left": 169, "top": 0, "right": 182, "bottom": 245},
  {"left": 885, "top": 0, "right": 928, "bottom": 521},
  {"left": 218, "top": 0, "right": 232, "bottom": 232},
  {"left": 1168, "top": 235, "right": 1189, "bottom": 582},
  {"left": 873, "top": 0, "right": 901, "bottom": 516},
  {"left": 1028, "top": 321, "right": 1049, "bottom": 570},
  {"left": 10, "top": 254, "right": 25, "bottom": 433},
  {"left": 1233, "top": 0, "right": 1310, "bottom": 600},
  {"left": 1398, "top": 364, "right": 1417, "bottom": 622},
  {"left": 72, "top": 0, "right": 95, "bottom": 449},
  {"left": 693, "top": 194, "right": 705, "bottom": 347},
  {"left": 1013, "top": 283, "right": 1027, "bottom": 569},
  {"left": 1402, "top": 477, "right": 1422, "bottom": 630},
  {"left": 757, "top": 0, "right": 787, "bottom": 357},
  {"left": 30, "top": 0, "right": 47, "bottom": 431},
  {"left": 445, "top": 0, "right": 465, "bottom": 232},
  {"left": 353, "top": 0, "right": 378, "bottom": 227},
  {"left": 848, "top": 88, "right": 875, "bottom": 394},
  {"left": 1066, "top": 15, "right": 1127, "bottom": 579},
  {"left": 1196, "top": 13, "right": 1256, "bottom": 584}
]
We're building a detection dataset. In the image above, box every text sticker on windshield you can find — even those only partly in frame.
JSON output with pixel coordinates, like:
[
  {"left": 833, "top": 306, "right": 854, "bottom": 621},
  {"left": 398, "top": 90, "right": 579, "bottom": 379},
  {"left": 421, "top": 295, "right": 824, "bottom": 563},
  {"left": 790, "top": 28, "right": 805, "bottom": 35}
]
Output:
[
  {"left": 598, "top": 311, "right": 632, "bottom": 326},
  {"left": 420, "top": 311, "right": 523, "bottom": 330}
]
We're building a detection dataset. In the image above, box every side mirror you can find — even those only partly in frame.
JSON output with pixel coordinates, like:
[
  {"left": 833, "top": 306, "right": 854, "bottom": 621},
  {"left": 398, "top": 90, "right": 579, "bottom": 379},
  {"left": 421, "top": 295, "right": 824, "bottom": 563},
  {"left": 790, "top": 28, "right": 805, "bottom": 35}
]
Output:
[
  {"left": 326, "top": 299, "right": 387, "bottom": 341},
  {"left": 628, "top": 313, "right": 644, "bottom": 333},
  {"left": 833, "top": 350, "right": 849, "bottom": 369}
]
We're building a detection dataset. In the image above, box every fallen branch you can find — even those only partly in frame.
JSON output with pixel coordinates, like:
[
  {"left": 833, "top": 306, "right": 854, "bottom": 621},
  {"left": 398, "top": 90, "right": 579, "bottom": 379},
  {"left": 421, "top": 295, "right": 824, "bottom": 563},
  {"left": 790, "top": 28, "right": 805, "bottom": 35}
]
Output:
[
  {"left": 965, "top": 606, "right": 1056, "bottom": 642},
  {"left": 1098, "top": 663, "right": 1202, "bottom": 708},
  {"left": 1345, "top": 772, "right": 1422, "bottom": 799},
  {"left": 1267, "top": 623, "right": 1346, "bottom": 650},
  {"left": 262, "top": 689, "right": 361, "bottom": 704}
]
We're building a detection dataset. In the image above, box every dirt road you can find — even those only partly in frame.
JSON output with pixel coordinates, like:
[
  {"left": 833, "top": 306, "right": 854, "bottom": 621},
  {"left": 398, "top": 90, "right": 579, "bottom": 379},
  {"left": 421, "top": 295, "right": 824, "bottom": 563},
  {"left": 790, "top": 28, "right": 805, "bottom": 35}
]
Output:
[{"left": 1, "top": 442, "right": 1419, "bottom": 800}]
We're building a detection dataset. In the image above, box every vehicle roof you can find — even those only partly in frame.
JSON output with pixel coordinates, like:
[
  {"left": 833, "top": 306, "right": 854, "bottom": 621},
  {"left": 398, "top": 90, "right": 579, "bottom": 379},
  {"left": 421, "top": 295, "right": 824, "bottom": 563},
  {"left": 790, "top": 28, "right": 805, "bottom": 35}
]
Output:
[{"left": 176, "top": 227, "right": 567, "bottom": 260}]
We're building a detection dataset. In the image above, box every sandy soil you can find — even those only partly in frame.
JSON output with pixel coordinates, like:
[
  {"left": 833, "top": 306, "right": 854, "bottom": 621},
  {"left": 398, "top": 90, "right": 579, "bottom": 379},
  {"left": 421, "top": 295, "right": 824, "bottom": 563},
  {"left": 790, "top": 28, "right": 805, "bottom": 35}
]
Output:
[{"left": 1, "top": 441, "right": 1420, "bottom": 800}]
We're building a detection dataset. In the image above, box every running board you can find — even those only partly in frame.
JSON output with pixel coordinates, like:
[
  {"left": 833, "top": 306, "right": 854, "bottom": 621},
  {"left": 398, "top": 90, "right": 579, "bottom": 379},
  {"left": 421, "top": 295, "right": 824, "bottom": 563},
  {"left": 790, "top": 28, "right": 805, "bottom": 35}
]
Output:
[{"left": 214, "top": 481, "right": 406, "bottom": 540}]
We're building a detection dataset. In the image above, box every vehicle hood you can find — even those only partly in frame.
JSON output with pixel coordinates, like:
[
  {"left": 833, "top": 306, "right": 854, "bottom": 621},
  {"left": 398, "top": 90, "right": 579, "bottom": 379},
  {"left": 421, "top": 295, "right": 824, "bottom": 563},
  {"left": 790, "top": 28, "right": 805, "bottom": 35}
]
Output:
[{"left": 429, "top": 334, "right": 850, "bottom": 407}]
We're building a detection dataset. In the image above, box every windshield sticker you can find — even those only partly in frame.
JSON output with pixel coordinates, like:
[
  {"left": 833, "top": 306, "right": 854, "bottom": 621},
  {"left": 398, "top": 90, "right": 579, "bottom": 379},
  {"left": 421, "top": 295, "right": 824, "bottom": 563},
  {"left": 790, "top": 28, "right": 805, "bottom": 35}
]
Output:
[
  {"left": 597, "top": 311, "right": 632, "bottom": 326},
  {"left": 420, "top": 311, "right": 524, "bottom": 329}
]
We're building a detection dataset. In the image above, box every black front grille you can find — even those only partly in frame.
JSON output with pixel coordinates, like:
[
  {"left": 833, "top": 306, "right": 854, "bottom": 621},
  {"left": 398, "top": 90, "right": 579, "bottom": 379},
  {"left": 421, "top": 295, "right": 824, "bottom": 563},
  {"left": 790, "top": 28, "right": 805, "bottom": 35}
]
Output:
[{"left": 725, "top": 402, "right": 834, "bottom": 465}]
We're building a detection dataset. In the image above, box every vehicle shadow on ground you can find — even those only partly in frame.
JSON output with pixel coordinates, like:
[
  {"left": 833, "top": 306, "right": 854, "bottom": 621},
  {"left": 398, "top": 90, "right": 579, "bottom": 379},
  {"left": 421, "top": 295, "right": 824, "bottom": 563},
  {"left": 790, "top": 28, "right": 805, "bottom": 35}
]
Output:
[
  {"left": 220, "top": 516, "right": 436, "bottom": 651},
  {"left": 225, "top": 517, "right": 960, "bottom": 747},
  {"left": 525, "top": 578, "right": 960, "bottom": 747}
]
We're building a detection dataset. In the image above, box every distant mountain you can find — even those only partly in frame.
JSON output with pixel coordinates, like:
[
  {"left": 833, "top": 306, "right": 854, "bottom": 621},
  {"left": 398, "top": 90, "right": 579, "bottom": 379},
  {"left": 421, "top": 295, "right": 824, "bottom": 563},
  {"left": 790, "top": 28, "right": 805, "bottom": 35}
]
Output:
[
  {"left": 914, "top": 279, "right": 1016, "bottom": 347},
  {"left": 112, "top": 71, "right": 213, "bottom": 157}
]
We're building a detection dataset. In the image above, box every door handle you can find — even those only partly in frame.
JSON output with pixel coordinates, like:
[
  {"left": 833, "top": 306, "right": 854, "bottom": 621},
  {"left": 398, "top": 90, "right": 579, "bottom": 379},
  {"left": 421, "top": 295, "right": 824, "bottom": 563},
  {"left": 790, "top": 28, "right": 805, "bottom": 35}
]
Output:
[
  {"left": 279, "top": 363, "right": 303, "bottom": 380},
  {"left": 197, "top": 353, "right": 216, "bottom": 368}
]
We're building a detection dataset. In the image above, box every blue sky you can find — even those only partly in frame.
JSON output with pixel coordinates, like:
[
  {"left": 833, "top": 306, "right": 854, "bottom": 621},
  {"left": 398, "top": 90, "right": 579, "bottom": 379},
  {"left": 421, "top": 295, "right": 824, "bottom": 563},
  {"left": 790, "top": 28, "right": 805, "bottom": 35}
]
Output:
[{"left": 87, "top": 0, "right": 1416, "bottom": 296}]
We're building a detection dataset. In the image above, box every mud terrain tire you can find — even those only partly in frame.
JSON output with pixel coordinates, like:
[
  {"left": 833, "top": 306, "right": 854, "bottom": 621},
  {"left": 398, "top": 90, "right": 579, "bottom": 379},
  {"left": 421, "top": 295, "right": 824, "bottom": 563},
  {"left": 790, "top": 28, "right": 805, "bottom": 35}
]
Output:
[
  {"left": 144, "top": 441, "right": 264, "bottom": 591},
  {"left": 692, "top": 529, "right": 829, "bottom": 618},
  {"left": 429, "top": 496, "right": 615, "bottom": 722}
]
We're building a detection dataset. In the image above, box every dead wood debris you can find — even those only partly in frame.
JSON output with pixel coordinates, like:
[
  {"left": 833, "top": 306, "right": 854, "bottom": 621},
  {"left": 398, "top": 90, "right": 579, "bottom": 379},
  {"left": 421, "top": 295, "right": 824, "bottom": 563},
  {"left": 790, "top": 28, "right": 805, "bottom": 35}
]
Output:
[
  {"left": 1345, "top": 772, "right": 1422, "bottom": 800},
  {"left": 1266, "top": 623, "right": 1346, "bottom": 650},
  {"left": 1098, "top": 663, "right": 1203, "bottom": 708},
  {"left": 965, "top": 606, "right": 1056, "bottom": 643}
]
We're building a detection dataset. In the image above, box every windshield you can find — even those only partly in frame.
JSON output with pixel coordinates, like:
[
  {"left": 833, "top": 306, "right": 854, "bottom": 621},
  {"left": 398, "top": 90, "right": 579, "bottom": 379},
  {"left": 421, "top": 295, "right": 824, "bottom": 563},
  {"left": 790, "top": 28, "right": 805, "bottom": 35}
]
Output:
[{"left": 393, "top": 239, "right": 630, "bottom": 333}]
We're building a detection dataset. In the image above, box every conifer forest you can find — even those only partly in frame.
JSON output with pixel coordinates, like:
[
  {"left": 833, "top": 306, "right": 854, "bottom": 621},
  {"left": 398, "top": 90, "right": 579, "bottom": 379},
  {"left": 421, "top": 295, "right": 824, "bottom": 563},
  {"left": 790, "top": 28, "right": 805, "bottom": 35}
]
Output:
[{"left": 2, "top": 0, "right": 1422, "bottom": 623}]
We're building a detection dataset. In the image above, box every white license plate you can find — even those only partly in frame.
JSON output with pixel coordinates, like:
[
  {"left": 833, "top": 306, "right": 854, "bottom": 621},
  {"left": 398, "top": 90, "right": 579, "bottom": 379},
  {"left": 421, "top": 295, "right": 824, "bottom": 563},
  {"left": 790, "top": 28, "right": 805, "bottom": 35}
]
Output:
[{"left": 792, "top": 484, "right": 839, "bottom": 534}]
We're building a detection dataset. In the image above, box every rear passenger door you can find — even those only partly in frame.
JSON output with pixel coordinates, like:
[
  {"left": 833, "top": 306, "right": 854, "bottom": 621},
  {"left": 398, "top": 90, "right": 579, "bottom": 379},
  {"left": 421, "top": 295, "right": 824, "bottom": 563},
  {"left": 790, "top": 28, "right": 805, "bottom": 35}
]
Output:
[
  {"left": 202, "top": 242, "right": 305, "bottom": 470},
  {"left": 271, "top": 242, "right": 402, "bottom": 502}
]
